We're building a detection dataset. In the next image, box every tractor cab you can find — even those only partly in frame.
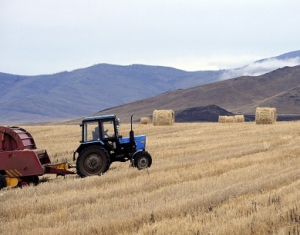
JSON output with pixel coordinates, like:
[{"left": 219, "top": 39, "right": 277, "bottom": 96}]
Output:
[
  {"left": 81, "top": 115, "right": 120, "bottom": 147},
  {"left": 74, "top": 114, "right": 152, "bottom": 177}
]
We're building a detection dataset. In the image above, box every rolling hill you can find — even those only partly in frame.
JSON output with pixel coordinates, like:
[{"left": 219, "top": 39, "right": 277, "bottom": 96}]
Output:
[
  {"left": 84, "top": 65, "right": 300, "bottom": 123},
  {"left": 1, "top": 50, "right": 300, "bottom": 124},
  {"left": 0, "top": 65, "right": 223, "bottom": 124}
]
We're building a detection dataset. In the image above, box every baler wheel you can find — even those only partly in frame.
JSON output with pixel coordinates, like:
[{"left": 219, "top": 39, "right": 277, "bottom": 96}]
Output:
[
  {"left": 134, "top": 151, "right": 152, "bottom": 170},
  {"left": 30, "top": 176, "right": 40, "bottom": 186},
  {"left": 0, "top": 174, "right": 7, "bottom": 190},
  {"left": 76, "top": 146, "right": 111, "bottom": 177},
  {"left": 18, "top": 176, "right": 39, "bottom": 188}
]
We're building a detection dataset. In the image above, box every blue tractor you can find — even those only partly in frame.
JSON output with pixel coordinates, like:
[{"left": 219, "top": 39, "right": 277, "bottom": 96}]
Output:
[{"left": 73, "top": 114, "right": 152, "bottom": 177}]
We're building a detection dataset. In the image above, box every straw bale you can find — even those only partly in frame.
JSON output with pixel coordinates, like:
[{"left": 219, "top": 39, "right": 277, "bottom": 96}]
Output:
[
  {"left": 225, "top": 116, "right": 235, "bottom": 123},
  {"left": 140, "top": 117, "right": 151, "bottom": 124},
  {"left": 218, "top": 115, "right": 236, "bottom": 123},
  {"left": 235, "top": 115, "right": 245, "bottom": 123},
  {"left": 153, "top": 109, "right": 175, "bottom": 126},
  {"left": 218, "top": 115, "right": 226, "bottom": 123},
  {"left": 255, "top": 107, "right": 277, "bottom": 124}
]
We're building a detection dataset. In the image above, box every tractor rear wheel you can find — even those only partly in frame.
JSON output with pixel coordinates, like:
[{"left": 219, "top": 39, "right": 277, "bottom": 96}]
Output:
[
  {"left": 0, "top": 174, "right": 7, "bottom": 190},
  {"left": 76, "top": 146, "right": 111, "bottom": 177},
  {"left": 134, "top": 151, "right": 152, "bottom": 170}
]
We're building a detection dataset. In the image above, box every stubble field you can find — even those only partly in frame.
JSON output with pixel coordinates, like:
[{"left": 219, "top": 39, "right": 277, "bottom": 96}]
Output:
[{"left": 1, "top": 121, "right": 300, "bottom": 235}]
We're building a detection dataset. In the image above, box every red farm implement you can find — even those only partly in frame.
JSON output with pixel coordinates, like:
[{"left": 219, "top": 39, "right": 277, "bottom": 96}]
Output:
[{"left": 0, "top": 126, "right": 75, "bottom": 189}]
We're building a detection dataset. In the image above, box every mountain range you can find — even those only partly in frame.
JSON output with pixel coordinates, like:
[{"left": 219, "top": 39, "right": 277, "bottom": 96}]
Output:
[
  {"left": 80, "top": 65, "right": 300, "bottom": 124},
  {"left": 1, "top": 50, "right": 300, "bottom": 124}
]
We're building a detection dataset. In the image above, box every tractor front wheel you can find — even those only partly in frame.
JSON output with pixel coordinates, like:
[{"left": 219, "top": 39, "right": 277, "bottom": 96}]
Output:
[
  {"left": 76, "top": 146, "right": 111, "bottom": 177},
  {"left": 134, "top": 151, "right": 152, "bottom": 170}
]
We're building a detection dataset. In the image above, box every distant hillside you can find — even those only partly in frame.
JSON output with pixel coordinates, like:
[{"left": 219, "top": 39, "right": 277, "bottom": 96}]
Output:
[
  {"left": 84, "top": 65, "right": 300, "bottom": 123},
  {"left": 257, "top": 50, "right": 300, "bottom": 62},
  {"left": 1, "top": 50, "right": 300, "bottom": 124},
  {"left": 0, "top": 64, "right": 223, "bottom": 124},
  {"left": 175, "top": 105, "right": 234, "bottom": 122}
]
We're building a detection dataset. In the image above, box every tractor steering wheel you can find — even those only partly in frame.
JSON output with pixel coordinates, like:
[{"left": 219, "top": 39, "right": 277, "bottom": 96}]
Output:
[{"left": 103, "top": 129, "right": 109, "bottom": 138}]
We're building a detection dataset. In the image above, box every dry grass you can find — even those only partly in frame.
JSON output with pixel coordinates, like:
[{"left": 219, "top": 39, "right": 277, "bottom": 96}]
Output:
[{"left": 2, "top": 121, "right": 300, "bottom": 234}]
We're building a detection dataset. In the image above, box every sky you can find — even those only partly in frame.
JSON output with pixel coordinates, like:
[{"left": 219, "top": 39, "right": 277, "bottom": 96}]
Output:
[{"left": 1, "top": 0, "right": 300, "bottom": 75}]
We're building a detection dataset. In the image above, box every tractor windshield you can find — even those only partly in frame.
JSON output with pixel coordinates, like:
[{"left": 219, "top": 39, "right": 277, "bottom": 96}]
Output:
[{"left": 102, "top": 121, "right": 115, "bottom": 139}]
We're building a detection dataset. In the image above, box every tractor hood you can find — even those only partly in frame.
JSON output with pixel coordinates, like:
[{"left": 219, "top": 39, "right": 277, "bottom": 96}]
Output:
[{"left": 119, "top": 135, "right": 146, "bottom": 150}]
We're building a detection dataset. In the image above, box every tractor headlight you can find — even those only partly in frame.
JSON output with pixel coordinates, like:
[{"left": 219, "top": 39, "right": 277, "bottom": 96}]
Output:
[{"left": 141, "top": 140, "right": 146, "bottom": 148}]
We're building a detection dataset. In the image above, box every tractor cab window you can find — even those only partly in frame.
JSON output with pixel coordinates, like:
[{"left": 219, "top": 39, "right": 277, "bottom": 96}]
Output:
[
  {"left": 102, "top": 121, "right": 115, "bottom": 139},
  {"left": 83, "top": 120, "right": 116, "bottom": 142},
  {"left": 84, "top": 121, "right": 99, "bottom": 141}
]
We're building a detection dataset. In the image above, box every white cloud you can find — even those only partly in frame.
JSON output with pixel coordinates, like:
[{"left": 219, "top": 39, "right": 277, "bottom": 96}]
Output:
[{"left": 219, "top": 57, "right": 300, "bottom": 80}]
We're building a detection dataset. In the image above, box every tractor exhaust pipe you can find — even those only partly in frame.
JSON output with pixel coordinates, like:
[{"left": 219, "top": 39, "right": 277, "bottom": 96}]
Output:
[{"left": 130, "top": 115, "right": 134, "bottom": 144}]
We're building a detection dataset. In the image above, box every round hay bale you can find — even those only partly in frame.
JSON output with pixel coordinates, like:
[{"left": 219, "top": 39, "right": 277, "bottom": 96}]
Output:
[
  {"left": 225, "top": 116, "right": 235, "bottom": 123},
  {"left": 140, "top": 117, "right": 151, "bottom": 124},
  {"left": 235, "top": 115, "right": 245, "bottom": 123},
  {"left": 255, "top": 107, "right": 277, "bottom": 124},
  {"left": 271, "top": 107, "right": 277, "bottom": 121},
  {"left": 218, "top": 115, "right": 226, "bottom": 123},
  {"left": 153, "top": 109, "right": 175, "bottom": 126}
]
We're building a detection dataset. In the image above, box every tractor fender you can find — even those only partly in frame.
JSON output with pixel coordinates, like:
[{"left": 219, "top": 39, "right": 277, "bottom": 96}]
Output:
[
  {"left": 132, "top": 150, "right": 144, "bottom": 159},
  {"left": 74, "top": 140, "right": 105, "bottom": 154},
  {"left": 73, "top": 140, "right": 106, "bottom": 161}
]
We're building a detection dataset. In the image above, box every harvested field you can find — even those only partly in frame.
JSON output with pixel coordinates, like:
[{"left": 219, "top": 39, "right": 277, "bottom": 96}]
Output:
[{"left": 2, "top": 121, "right": 300, "bottom": 234}]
